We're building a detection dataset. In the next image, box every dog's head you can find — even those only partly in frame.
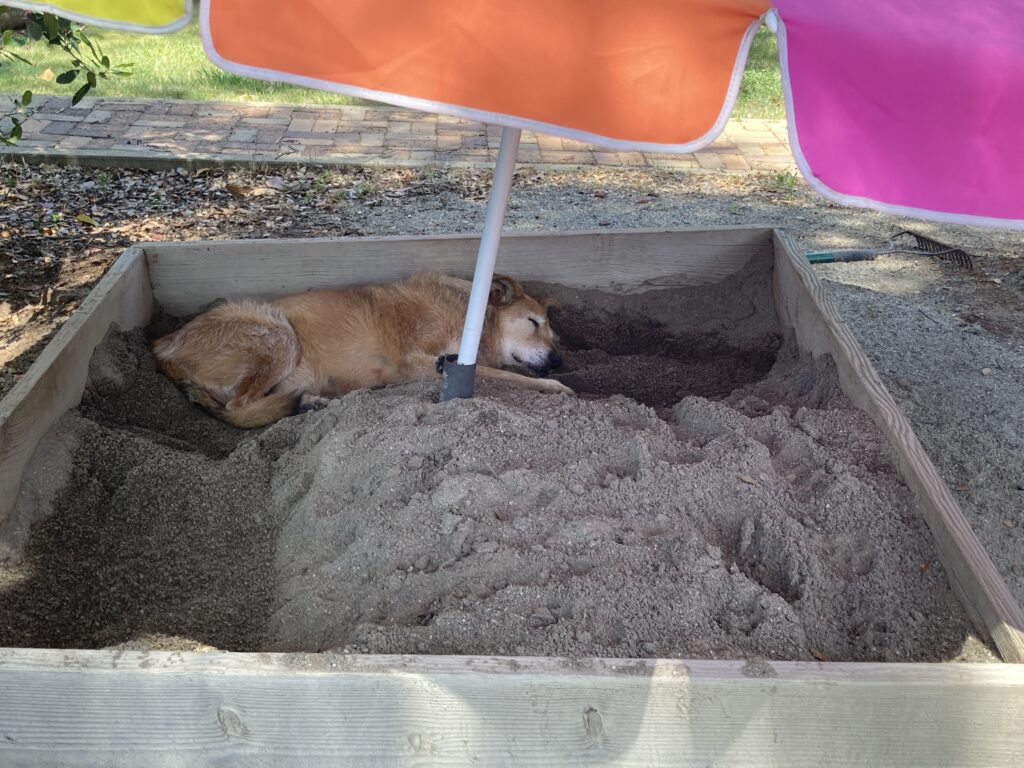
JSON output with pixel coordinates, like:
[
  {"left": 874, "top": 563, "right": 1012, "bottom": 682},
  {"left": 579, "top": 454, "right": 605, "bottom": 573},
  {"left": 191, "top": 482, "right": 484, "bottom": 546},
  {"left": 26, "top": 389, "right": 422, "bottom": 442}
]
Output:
[{"left": 489, "top": 276, "right": 564, "bottom": 376}]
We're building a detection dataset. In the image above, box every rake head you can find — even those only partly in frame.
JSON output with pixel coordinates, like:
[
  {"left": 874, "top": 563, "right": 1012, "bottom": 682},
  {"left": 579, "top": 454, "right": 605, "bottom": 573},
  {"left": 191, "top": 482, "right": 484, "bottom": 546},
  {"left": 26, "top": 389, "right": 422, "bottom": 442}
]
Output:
[{"left": 886, "top": 230, "right": 974, "bottom": 270}]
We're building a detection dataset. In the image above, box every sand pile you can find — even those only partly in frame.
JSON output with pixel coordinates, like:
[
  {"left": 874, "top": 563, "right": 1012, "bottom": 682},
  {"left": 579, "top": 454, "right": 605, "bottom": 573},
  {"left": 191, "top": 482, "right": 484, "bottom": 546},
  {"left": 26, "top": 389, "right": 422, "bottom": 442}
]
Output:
[{"left": 0, "top": 273, "right": 988, "bottom": 661}]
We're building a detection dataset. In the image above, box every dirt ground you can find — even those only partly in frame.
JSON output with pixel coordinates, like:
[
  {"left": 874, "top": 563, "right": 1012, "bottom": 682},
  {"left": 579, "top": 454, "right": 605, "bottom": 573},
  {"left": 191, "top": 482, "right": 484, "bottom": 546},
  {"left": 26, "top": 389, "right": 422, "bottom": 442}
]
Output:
[{"left": 0, "top": 161, "right": 1021, "bottom": 654}]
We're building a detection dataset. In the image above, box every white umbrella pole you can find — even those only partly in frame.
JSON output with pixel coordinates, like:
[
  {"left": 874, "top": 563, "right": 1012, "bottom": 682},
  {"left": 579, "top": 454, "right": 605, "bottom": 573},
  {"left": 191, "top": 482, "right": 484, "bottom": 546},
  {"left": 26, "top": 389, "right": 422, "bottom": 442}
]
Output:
[{"left": 440, "top": 125, "right": 522, "bottom": 400}]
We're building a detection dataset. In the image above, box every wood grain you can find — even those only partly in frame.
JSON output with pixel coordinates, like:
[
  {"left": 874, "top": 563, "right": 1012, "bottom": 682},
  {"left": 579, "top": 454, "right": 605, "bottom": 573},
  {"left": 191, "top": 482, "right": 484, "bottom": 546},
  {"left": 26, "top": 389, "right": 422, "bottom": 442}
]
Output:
[
  {"left": 144, "top": 227, "right": 774, "bottom": 316},
  {"left": 772, "top": 229, "right": 1024, "bottom": 662},
  {"left": 0, "top": 247, "right": 153, "bottom": 529},
  {"left": 1, "top": 649, "right": 1022, "bottom": 767}
]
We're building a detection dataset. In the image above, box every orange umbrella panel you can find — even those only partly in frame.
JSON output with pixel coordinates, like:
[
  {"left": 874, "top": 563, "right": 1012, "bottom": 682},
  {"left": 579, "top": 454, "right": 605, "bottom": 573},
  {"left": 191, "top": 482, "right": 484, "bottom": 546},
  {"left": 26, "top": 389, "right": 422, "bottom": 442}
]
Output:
[{"left": 202, "top": 0, "right": 770, "bottom": 152}]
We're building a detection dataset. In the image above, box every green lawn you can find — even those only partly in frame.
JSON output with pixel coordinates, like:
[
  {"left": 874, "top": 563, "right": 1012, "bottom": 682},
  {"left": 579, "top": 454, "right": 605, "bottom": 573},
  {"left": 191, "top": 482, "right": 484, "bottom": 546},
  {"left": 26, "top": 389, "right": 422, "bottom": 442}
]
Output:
[
  {"left": 735, "top": 27, "right": 785, "bottom": 119},
  {"left": 0, "top": 13, "right": 784, "bottom": 118},
  {"left": 0, "top": 9, "right": 356, "bottom": 105}
]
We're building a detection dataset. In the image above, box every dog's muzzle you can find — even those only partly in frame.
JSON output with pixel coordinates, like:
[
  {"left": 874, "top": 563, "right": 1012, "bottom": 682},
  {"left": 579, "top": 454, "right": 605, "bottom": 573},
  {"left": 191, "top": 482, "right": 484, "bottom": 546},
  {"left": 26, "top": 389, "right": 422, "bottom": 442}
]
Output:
[{"left": 530, "top": 351, "right": 564, "bottom": 377}]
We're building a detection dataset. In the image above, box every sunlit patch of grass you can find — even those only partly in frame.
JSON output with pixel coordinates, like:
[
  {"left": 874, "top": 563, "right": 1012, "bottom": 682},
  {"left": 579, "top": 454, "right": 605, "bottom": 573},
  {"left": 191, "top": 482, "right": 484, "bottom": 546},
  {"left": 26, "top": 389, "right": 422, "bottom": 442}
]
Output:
[
  {"left": 734, "top": 27, "right": 785, "bottom": 120},
  {"left": 0, "top": 6, "right": 358, "bottom": 105}
]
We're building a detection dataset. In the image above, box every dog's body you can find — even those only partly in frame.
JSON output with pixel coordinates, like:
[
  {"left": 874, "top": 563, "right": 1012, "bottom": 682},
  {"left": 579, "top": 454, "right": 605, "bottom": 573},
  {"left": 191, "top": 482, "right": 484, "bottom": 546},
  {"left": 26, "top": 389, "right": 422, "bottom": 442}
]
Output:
[{"left": 153, "top": 272, "right": 570, "bottom": 428}]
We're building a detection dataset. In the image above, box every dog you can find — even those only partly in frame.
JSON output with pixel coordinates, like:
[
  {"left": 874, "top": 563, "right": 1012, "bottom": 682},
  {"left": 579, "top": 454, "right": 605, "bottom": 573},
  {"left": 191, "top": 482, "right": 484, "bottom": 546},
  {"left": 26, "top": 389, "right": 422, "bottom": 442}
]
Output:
[{"left": 152, "top": 272, "right": 572, "bottom": 428}]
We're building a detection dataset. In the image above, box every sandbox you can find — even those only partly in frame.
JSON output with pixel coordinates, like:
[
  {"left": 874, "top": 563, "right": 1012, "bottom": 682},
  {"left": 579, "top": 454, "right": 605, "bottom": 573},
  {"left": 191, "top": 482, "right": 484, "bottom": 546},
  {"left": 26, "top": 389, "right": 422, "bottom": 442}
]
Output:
[{"left": 1, "top": 228, "right": 1022, "bottom": 766}]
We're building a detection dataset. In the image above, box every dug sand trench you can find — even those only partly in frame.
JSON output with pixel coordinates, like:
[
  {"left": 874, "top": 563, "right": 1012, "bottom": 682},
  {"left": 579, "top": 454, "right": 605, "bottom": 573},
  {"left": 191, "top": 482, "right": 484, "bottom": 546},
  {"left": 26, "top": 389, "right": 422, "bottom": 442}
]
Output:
[{"left": 0, "top": 260, "right": 992, "bottom": 662}]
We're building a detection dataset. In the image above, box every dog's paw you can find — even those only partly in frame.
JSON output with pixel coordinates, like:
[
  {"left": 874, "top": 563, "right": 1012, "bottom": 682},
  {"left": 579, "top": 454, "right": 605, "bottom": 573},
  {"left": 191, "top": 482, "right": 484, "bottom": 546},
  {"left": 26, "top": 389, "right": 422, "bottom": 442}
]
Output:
[
  {"left": 541, "top": 379, "right": 575, "bottom": 395},
  {"left": 297, "top": 394, "right": 332, "bottom": 413}
]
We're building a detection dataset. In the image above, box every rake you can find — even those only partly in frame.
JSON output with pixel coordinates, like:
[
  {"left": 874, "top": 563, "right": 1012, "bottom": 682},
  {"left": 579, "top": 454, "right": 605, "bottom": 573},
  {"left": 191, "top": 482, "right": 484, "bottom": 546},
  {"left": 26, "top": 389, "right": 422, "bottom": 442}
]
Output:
[{"left": 805, "top": 230, "right": 974, "bottom": 269}]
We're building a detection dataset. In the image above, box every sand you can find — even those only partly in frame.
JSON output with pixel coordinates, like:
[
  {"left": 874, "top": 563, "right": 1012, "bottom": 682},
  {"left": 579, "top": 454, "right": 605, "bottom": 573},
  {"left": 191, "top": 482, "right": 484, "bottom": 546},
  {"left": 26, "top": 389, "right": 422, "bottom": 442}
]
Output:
[{"left": 0, "top": 264, "right": 993, "bottom": 662}]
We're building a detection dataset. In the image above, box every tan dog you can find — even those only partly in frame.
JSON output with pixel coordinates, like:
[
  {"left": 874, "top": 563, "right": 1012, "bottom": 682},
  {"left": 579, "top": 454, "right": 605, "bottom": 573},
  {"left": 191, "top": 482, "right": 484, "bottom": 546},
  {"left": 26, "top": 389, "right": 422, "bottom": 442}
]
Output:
[{"left": 153, "top": 272, "right": 571, "bottom": 428}]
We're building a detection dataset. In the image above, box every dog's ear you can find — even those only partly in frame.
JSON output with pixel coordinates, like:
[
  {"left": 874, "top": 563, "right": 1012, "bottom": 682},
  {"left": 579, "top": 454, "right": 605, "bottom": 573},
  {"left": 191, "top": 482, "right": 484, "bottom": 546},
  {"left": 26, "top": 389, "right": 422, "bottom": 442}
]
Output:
[
  {"left": 542, "top": 297, "right": 562, "bottom": 315},
  {"left": 489, "top": 275, "right": 524, "bottom": 306}
]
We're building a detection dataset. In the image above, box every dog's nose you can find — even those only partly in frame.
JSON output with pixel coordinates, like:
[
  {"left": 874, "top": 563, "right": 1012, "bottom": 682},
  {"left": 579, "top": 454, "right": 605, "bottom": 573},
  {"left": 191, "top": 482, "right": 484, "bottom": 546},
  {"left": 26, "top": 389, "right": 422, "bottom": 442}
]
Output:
[{"left": 548, "top": 351, "right": 563, "bottom": 370}]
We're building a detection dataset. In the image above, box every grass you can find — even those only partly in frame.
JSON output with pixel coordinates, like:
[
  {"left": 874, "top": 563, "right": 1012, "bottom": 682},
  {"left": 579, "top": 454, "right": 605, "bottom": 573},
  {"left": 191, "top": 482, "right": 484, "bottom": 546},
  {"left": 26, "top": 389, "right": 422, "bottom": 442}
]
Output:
[
  {"left": 734, "top": 27, "right": 785, "bottom": 120},
  {"left": 0, "top": 12, "right": 784, "bottom": 119},
  {"left": 0, "top": 8, "right": 355, "bottom": 105}
]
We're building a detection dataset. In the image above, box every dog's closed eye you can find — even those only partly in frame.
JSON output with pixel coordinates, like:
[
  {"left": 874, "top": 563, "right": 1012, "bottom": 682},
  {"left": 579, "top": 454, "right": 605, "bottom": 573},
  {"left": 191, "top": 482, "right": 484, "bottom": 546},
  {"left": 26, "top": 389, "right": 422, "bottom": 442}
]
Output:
[{"left": 528, "top": 318, "right": 540, "bottom": 329}]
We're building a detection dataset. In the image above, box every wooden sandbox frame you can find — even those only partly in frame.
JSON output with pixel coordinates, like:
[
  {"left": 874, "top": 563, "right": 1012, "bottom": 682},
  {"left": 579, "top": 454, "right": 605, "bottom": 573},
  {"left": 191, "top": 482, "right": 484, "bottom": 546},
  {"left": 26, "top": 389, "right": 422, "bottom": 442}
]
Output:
[{"left": 1, "top": 227, "right": 1022, "bottom": 766}]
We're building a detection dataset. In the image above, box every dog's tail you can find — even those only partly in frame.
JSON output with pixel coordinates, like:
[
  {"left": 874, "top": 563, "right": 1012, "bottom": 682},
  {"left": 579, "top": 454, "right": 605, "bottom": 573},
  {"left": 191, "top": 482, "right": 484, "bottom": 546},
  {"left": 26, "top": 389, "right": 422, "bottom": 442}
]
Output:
[{"left": 185, "top": 385, "right": 300, "bottom": 429}]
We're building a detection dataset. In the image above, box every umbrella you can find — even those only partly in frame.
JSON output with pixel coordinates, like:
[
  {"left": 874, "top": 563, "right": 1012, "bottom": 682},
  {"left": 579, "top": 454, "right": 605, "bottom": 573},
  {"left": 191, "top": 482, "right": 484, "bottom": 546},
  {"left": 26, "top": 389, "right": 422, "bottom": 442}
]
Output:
[{"left": 7, "top": 0, "right": 1023, "bottom": 398}]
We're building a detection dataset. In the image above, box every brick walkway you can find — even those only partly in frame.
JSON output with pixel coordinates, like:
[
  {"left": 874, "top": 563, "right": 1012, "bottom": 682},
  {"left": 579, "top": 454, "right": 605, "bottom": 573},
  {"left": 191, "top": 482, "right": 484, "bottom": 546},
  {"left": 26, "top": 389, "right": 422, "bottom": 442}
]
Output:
[{"left": 3, "top": 95, "right": 795, "bottom": 172}]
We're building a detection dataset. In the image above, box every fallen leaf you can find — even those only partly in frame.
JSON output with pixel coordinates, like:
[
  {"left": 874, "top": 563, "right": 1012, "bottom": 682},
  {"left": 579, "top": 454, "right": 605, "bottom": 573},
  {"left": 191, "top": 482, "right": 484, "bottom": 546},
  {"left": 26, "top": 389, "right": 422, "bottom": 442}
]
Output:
[
  {"left": 74, "top": 213, "right": 99, "bottom": 227},
  {"left": 39, "top": 68, "right": 54, "bottom": 82},
  {"left": 919, "top": 561, "right": 932, "bottom": 575},
  {"left": 226, "top": 183, "right": 254, "bottom": 196},
  {"left": 738, "top": 474, "right": 758, "bottom": 485},
  {"left": 809, "top": 647, "right": 830, "bottom": 662}
]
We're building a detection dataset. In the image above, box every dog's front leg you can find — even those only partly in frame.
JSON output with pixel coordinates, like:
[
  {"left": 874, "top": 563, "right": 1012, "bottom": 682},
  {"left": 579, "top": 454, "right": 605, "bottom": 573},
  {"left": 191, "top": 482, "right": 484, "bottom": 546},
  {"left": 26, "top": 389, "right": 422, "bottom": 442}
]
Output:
[
  {"left": 414, "top": 354, "right": 574, "bottom": 395},
  {"left": 474, "top": 366, "right": 574, "bottom": 395}
]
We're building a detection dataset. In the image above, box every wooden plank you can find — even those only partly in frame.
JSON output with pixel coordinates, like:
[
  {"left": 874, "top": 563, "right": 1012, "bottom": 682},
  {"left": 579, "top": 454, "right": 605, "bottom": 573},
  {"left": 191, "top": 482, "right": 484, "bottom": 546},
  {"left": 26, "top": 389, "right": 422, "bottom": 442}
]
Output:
[
  {"left": 0, "top": 247, "right": 153, "bottom": 530},
  {"left": 771, "top": 229, "right": 1024, "bottom": 663},
  {"left": 1, "top": 649, "right": 1022, "bottom": 767},
  {"left": 144, "top": 227, "right": 774, "bottom": 316}
]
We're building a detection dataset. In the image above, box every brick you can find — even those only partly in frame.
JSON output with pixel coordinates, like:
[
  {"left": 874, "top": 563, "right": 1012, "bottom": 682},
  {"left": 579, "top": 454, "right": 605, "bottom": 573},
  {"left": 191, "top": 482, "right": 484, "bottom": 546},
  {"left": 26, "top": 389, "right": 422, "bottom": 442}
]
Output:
[
  {"left": 695, "top": 152, "right": 724, "bottom": 170},
  {"left": 287, "top": 118, "right": 316, "bottom": 133},
  {"left": 719, "top": 154, "right": 751, "bottom": 171},
  {"left": 67, "top": 125, "right": 116, "bottom": 138},
  {"left": 55, "top": 135, "right": 94, "bottom": 149},
  {"left": 167, "top": 102, "right": 198, "bottom": 116},
  {"left": 17, "top": 119, "right": 47, "bottom": 134},
  {"left": 735, "top": 143, "right": 766, "bottom": 156},
  {"left": 33, "top": 113, "right": 84, "bottom": 123},
  {"left": 123, "top": 126, "right": 177, "bottom": 139},
  {"left": 239, "top": 116, "right": 290, "bottom": 126},
  {"left": 133, "top": 119, "right": 187, "bottom": 128},
  {"left": 257, "top": 129, "right": 286, "bottom": 143},
  {"left": 82, "top": 110, "right": 114, "bottom": 124},
  {"left": 288, "top": 137, "right": 335, "bottom": 146},
  {"left": 536, "top": 135, "right": 564, "bottom": 151},
  {"left": 593, "top": 152, "right": 623, "bottom": 166},
  {"left": 750, "top": 157, "right": 797, "bottom": 170},
  {"left": 40, "top": 122, "right": 74, "bottom": 135},
  {"left": 648, "top": 156, "right": 698, "bottom": 170},
  {"left": 410, "top": 122, "right": 437, "bottom": 135}
]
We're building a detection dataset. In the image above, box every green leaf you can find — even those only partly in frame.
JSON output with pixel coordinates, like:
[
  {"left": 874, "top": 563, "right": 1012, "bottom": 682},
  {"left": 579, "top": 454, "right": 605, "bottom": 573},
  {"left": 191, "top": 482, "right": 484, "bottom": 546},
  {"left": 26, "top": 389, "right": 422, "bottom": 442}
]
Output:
[
  {"left": 21, "top": 89, "right": 31, "bottom": 107},
  {"left": 79, "top": 31, "right": 99, "bottom": 59},
  {"left": 43, "top": 13, "right": 59, "bottom": 42},
  {"left": 71, "top": 81, "right": 90, "bottom": 105},
  {"left": 86, "top": 70, "right": 96, "bottom": 88},
  {"left": 10, "top": 124, "right": 22, "bottom": 141},
  {"left": 6, "top": 50, "right": 32, "bottom": 65},
  {"left": 2, "top": 29, "right": 12, "bottom": 47},
  {"left": 101, "top": 54, "right": 110, "bottom": 69},
  {"left": 26, "top": 20, "right": 43, "bottom": 41},
  {"left": 55, "top": 69, "right": 78, "bottom": 84},
  {"left": 74, "top": 213, "right": 99, "bottom": 227}
]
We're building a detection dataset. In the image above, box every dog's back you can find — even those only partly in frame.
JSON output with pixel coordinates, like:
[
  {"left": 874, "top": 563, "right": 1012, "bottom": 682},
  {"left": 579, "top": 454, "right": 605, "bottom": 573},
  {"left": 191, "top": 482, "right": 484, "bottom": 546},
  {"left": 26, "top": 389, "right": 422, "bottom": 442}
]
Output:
[{"left": 268, "top": 274, "right": 474, "bottom": 393}]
